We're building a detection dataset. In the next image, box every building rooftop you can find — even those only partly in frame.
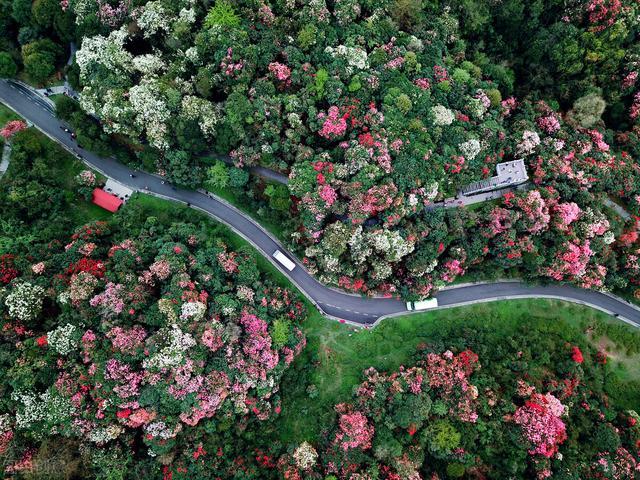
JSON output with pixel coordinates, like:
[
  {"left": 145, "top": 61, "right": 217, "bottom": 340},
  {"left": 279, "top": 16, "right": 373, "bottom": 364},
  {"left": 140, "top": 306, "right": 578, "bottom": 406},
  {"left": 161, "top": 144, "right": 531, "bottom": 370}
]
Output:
[
  {"left": 104, "top": 178, "right": 133, "bottom": 200},
  {"left": 460, "top": 159, "right": 528, "bottom": 196},
  {"left": 92, "top": 188, "right": 123, "bottom": 212}
]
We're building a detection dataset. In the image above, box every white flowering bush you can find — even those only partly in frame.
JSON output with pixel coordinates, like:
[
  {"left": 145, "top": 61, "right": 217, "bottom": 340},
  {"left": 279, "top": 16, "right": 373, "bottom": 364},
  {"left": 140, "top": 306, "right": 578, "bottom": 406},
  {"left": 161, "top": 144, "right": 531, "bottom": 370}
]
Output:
[
  {"left": 136, "top": 1, "right": 171, "bottom": 38},
  {"left": 179, "top": 301, "right": 206, "bottom": 322},
  {"left": 324, "top": 45, "right": 369, "bottom": 73},
  {"left": 181, "top": 95, "right": 221, "bottom": 138},
  {"left": 143, "top": 324, "right": 196, "bottom": 370},
  {"left": 516, "top": 130, "right": 541, "bottom": 156},
  {"left": 459, "top": 139, "right": 482, "bottom": 160},
  {"left": 4, "top": 282, "right": 45, "bottom": 322},
  {"left": 132, "top": 54, "right": 166, "bottom": 76},
  {"left": 431, "top": 105, "right": 455, "bottom": 126},
  {"left": 293, "top": 441, "right": 318, "bottom": 470},
  {"left": 47, "top": 323, "right": 79, "bottom": 355},
  {"left": 76, "top": 28, "right": 133, "bottom": 81},
  {"left": 129, "top": 80, "right": 171, "bottom": 150},
  {"left": 13, "top": 389, "right": 75, "bottom": 438},
  {"left": 88, "top": 425, "right": 124, "bottom": 445}
]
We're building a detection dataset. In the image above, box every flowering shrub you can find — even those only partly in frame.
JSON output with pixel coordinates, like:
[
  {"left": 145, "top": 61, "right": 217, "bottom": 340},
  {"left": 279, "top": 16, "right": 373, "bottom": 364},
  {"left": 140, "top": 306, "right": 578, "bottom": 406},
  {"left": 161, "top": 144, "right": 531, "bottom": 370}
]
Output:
[
  {"left": 4, "top": 282, "right": 45, "bottom": 322},
  {"left": 0, "top": 120, "right": 27, "bottom": 140},
  {"left": 334, "top": 410, "right": 374, "bottom": 451},
  {"left": 317, "top": 106, "right": 347, "bottom": 140},
  {"left": 75, "top": 170, "right": 96, "bottom": 187},
  {"left": 513, "top": 393, "right": 567, "bottom": 457}
]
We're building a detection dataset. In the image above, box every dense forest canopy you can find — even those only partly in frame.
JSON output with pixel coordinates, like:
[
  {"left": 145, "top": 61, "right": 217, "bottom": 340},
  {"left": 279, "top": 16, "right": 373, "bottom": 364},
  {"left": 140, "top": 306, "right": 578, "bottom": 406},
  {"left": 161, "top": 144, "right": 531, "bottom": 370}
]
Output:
[
  {"left": 1, "top": 0, "right": 640, "bottom": 478},
  {"left": 33, "top": 0, "right": 640, "bottom": 300}
]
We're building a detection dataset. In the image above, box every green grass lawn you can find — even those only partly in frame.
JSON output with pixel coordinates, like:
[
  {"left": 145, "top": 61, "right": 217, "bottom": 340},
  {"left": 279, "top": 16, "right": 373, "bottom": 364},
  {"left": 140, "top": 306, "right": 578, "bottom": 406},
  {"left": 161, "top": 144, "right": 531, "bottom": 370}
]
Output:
[{"left": 0, "top": 103, "right": 20, "bottom": 125}]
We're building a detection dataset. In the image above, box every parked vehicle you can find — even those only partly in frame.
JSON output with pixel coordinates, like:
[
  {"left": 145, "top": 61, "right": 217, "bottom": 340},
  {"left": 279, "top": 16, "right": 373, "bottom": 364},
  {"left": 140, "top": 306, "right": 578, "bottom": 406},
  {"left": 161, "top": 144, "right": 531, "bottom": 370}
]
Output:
[{"left": 406, "top": 298, "right": 439, "bottom": 311}]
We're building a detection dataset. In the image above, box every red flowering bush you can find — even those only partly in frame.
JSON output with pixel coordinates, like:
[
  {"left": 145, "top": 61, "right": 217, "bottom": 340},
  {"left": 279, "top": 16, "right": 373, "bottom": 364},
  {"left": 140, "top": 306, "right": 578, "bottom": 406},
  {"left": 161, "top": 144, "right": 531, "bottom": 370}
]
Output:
[
  {"left": 0, "top": 255, "right": 19, "bottom": 285},
  {"left": 572, "top": 345, "right": 585, "bottom": 363}
]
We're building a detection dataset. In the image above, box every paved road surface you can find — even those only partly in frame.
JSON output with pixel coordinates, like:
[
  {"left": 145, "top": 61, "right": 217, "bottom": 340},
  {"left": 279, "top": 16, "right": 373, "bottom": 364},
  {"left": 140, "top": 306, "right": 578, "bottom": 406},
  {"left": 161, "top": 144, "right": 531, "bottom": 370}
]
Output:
[
  {"left": 604, "top": 197, "right": 632, "bottom": 221},
  {"left": 2, "top": 78, "right": 640, "bottom": 326},
  {"left": 208, "top": 152, "right": 289, "bottom": 184}
]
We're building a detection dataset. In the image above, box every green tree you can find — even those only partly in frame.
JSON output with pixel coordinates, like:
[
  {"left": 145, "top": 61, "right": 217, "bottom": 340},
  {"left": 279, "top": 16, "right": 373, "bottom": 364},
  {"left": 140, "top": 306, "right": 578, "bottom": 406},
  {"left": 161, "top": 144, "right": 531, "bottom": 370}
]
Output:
[
  {"left": 204, "top": 0, "right": 240, "bottom": 29},
  {"left": 593, "top": 423, "right": 621, "bottom": 453},
  {"left": 446, "top": 463, "right": 466, "bottom": 478},
  {"left": 11, "top": 0, "right": 33, "bottom": 26},
  {"left": 0, "top": 52, "right": 17, "bottom": 78},
  {"left": 567, "top": 92, "right": 606, "bottom": 128},
  {"left": 206, "top": 161, "right": 230, "bottom": 189},
  {"left": 270, "top": 318, "right": 291, "bottom": 348},
  {"left": 23, "top": 52, "right": 54, "bottom": 84},
  {"left": 391, "top": 0, "right": 424, "bottom": 31},
  {"left": 426, "top": 420, "right": 461, "bottom": 457},
  {"left": 264, "top": 183, "right": 291, "bottom": 212},
  {"left": 228, "top": 167, "right": 249, "bottom": 188},
  {"left": 165, "top": 150, "right": 202, "bottom": 187},
  {"left": 32, "top": 0, "right": 59, "bottom": 29},
  {"left": 54, "top": 95, "right": 79, "bottom": 121}
]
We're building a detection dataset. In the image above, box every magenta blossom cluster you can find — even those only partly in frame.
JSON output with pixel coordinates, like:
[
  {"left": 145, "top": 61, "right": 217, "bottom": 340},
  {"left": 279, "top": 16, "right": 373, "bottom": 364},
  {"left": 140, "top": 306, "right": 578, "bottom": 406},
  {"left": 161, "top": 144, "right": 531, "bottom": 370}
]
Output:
[{"left": 317, "top": 107, "right": 347, "bottom": 140}]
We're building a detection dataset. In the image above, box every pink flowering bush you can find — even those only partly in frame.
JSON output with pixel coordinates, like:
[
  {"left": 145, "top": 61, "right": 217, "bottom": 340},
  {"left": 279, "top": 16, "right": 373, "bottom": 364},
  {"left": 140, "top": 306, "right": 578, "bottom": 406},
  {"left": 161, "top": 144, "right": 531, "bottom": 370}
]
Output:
[
  {"left": 334, "top": 410, "right": 374, "bottom": 451},
  {"left": 317, "top": 106, "right": 347, "bottom": 140},
  {"left": 554, "top": 202, "right": 581, "bottom": 230},
  {"left": 220, "top": 48, "right": 244, "bottom": 77},
  {"left": 268, "top": 62, "right": 291, "bottom": 85},
  {"left": 512, "top": 393, "right": 567, "bottom": 457},
  {"left": 96, "top": 0, "right": 130, "bottom": 27},
  {"left": 0, "top": 120, "right": 27, "bottom": 140}
]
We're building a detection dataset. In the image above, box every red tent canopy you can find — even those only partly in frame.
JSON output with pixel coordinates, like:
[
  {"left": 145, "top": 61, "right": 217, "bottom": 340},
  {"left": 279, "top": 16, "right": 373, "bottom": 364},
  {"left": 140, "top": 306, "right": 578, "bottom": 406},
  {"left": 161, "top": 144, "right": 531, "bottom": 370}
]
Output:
[{"left": 92, "top": 188, "right": 123, "bottom": 213}]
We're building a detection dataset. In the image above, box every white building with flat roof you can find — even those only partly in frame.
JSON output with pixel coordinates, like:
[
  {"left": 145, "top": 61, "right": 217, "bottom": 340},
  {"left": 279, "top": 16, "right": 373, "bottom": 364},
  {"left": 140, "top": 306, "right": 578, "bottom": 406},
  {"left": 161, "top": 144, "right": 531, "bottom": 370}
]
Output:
[{"left": 460, "top": 159, "right": 528, "bottom": 196}]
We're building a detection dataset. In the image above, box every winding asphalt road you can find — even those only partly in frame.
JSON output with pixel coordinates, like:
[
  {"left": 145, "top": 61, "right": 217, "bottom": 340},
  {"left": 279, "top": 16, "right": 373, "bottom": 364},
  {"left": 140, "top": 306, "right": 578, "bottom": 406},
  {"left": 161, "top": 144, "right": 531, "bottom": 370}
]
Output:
[{"left": 2, "top": 78, "right": 640, "bottom": 327}]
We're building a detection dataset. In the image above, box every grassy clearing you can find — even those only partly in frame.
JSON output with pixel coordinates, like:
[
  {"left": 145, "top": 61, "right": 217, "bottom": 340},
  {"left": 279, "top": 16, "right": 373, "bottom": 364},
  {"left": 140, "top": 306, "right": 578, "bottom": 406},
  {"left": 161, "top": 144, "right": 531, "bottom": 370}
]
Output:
[
  {"left": 0, "top": 103, "right": 20, "bottom": 125},
  {"left": 0, "top": 120, "right": 111, "bottom": 224}
]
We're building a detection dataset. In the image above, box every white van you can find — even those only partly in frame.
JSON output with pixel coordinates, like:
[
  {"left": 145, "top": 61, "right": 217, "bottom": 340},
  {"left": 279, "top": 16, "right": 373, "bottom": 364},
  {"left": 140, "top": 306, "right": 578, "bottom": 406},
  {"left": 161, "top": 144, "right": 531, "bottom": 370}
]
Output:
[
  {"left": 406, "top": 298, "right": 439, "bottom": 311},
  {"left": 273, "top": 250, "right": 296, "bottom": 271}
]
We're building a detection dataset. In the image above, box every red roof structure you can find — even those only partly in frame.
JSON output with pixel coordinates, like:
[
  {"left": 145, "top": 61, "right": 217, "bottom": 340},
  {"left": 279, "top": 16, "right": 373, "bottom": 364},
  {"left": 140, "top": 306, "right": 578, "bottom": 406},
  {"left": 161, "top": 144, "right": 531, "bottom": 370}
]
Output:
[{"left": 92, "top": 188, "right": 123, "bottom": 213}]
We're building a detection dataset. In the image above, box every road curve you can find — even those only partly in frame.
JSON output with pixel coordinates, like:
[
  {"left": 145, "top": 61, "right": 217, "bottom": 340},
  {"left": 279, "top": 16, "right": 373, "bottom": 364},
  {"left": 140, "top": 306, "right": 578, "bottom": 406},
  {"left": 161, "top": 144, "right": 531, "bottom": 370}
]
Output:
[{"left": 2, "top": 78, "right": 640, "bottom": 327}]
